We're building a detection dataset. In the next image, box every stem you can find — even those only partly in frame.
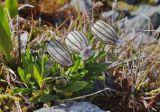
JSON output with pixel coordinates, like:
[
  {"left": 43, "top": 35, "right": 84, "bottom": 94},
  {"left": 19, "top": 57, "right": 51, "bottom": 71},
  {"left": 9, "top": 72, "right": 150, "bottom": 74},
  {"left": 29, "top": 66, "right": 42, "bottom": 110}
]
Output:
[
  {"left": 60, "top": 65, "right": 65, "bottom": 76},
  {"left": 17, "top": 15, "right": 21, "bottom": 65},
  {"left": 56, "top": 87, "right": 125, "bottom": 102},
  {"left": 112, "top": 0, "right": 117, "bottom": 24},
  {"left": 91, "top": 0, "right": 94, "bottom": 22}
]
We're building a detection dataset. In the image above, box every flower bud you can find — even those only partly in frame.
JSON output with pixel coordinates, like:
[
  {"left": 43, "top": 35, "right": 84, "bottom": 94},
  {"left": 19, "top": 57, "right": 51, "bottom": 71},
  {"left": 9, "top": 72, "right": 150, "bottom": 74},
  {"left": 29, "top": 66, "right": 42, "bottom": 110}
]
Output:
[
  {"left": 91, "top": 20, "right": 120, "bottom": 45},
  {"left": 65, "top": 31, "right": 93, "bottom": 60},
  {"left": 47, "top": 40, "right": 72, "bottom": 66}
]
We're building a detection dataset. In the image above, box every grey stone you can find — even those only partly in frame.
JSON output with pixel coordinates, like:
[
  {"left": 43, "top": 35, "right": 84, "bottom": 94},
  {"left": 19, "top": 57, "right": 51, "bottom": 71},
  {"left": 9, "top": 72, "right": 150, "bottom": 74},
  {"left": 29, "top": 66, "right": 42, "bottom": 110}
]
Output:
[
  {"left": 34, "top": 102, "right": 106, "bottom": 112},
  {"left": 101, "top": 11, "right": 119, "bottom": 22},
  {"left": 131, "top": 5, "right": 159, "bottom": 16},
  {"left": 126, "top": 0, "right": 138, "bottom": 5},
  {"left": 70, "top": 0, "right": 92, "bottom": 13},
  {"left": 117, "top": 5, "right": 160, "bottom": 33},
  {"left": 157, "top": 0, "right": 160, "bottom": 5},
  {"left": 20, "top": 31, "right": 28, "bottom": 53},
  {"left": 157, "top": 26, "right": 160, "bottom": 31}
]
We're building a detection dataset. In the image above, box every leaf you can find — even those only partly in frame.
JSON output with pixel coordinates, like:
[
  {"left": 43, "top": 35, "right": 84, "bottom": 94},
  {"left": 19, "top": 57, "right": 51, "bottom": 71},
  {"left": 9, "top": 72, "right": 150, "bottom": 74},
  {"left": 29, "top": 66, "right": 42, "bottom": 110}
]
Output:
[
  {"left": 63, "top": 81, "right": 88, "bottom": 92},
  {"left": 25, "top": 48, "right": 33, "bottom": 63},
  {"left": 0, "top": 6, "right": 12, "bottom": 61},
  {"left": 0, "top": 6, "right": 11, "bottom": 36},
  {"left": 41, "top": 57, "right": 44, "bottom": 76},
  {"left": 39, "top": 94, "right": 59, "bottom": 103},
  {"left": 17, "top": 67, "right": 26, "bottom": 82},
  {"left": 70, "top": 58, "right": 81, "bottom": 73},
  {"left": 26, "top": 63, "right": 34, "bottom": 75},
  {"left": 33, "top": 64, "right": 43, "bottom": 88},
  {"left": 26, "top": 73, "right": 31, "bottom": 82},
  {"left": 87, "top": 51, "right": 106, "bottom": 63},
  {"left": 85, "top": 63, "right": 109, "bottom": 75},
  {"left": 4, "top": 0, "right": 18, "bottom": 18},
  {"left": 40, "top": 55, "right": 47, "bottom": 76},
  {"left": 12, "top": 88, "right": 32, "bottom": 95}
]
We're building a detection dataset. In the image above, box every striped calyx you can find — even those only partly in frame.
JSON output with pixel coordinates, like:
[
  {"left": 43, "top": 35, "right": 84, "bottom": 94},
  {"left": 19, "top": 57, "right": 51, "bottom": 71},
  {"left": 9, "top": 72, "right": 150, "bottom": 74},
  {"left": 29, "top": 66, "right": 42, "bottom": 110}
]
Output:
[
  {"left": 65, "top": 31, "right": 93, "bottom": 60},
  {"left": 91, "top": 20, "right": 120, "bottom": 45},
  {"left": 47, "top": 40, "right": 72, "bottom": 66}
]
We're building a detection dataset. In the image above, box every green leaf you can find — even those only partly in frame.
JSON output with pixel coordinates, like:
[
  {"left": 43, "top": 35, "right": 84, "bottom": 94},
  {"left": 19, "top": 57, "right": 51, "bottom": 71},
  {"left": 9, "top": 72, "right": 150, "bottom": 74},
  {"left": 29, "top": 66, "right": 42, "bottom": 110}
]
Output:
[
  {"left": 4, "top": 0, "right": 18, "bottom": 18},
  {"left": 41, "top": 55, "right": 47, "bottom": 76},
  {"left": 63, "top": 81, "right": 88, "bottom": 92},
  {"left": 33, "top": 64, "right": 43, "bottom": 88},
  {"left": 17, "top": 67, "right": 26, "bottom": 82},
  {"left": 0, "top": 6, "right": 11, "bottom": 36},
  {"left": 39, "top": 94, "right": 59, "bottom": 103},
  {"left": 26, "top": 73, "right": 31, "bottom": 82},
  {"left": 87, "top": 51, "right": 106, "bottom": 63},
  {"left": 26, "top": 63, "right": 34, "bottom": 75},
  {"left": 0, "top": 6, "right": 12, "bottom": 62},
  {"left": 85, "top": 63, "right": 109, "bottom": 75},
  {"left": 12, "top": 88, "right": 32, "bottom": 95},
  {"left": 70, "top": 58, "right": 81, "bottom": 73}
]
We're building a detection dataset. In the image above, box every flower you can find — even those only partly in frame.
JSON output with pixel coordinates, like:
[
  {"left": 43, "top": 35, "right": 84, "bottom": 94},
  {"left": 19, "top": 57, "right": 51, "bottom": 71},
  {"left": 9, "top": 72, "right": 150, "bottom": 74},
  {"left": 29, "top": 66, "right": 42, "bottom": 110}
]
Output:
[
  {"left": 91, "top": 20, "right": 121, "bottom": 45},
  {"left": 65, "top": 31, "right": 93, "bottom": 60},
  {"left": 47, "top": 40, "right": 72, "bottom": 66}
]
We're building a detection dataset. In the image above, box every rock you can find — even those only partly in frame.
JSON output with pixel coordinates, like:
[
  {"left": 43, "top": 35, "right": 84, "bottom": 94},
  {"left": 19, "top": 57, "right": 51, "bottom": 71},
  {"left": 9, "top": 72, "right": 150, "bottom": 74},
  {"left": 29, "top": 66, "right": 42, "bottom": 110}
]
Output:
[
  {"left": 131, "top": 5, "right": 158, "bottom": 16},
  {"left": 126, "top": 0, "right": 138, "bottom": 5},
  {"left": 121, "top": 9, "right": 133, "bottom": 18},
  {"left": 20, "top": 31, "right": 28, "bottom": 53},
  {"left": 157, "top": 26, "right": 160, "bottom": 31},
  {"left": 70, "top": 0, "right": 92, "bottom": 13},
  {"left": 101, "top": 10, "right": 119, "bottom": 22},
  {"left": 34, "top": 102, "right": 106, "bottom": 112},
  {"left": 154, "top": 26, "right": 160, "bottom": 39},
  {"left": 157, "top": 0, "right": 160, "bottom": 5},
  {"left": 117, "top": 5, "right": 160, "bottom": 33}
]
